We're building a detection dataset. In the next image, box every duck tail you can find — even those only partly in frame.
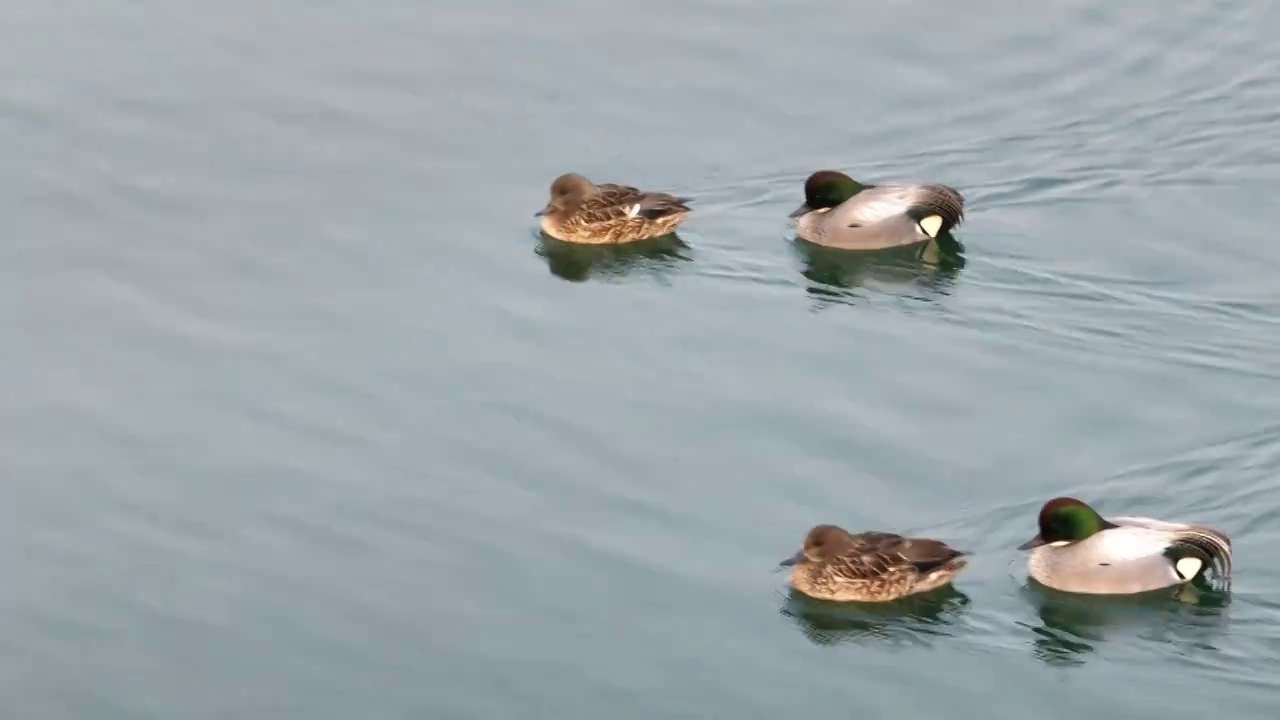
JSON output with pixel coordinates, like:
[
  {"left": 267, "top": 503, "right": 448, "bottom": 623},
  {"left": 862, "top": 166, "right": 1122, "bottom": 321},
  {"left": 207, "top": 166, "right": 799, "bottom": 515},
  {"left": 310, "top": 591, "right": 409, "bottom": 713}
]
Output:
[
  {"left": 908, "top": 543, "right": 969, "bottom": 574},
  {"left": 928, "top": 553, "right": 969, "bottom": 575},
  {"left": 1168, "top": 527, "right": 1233, "bottom": 589},
  {"left": 907, "top": 186, "right": 966, "bottom": 261},
  {"left": 637, "top": 194, "right": 693, "bottom": 219},
  {"left": 911, "top": 551, "right": 969, "bottom": 594}
]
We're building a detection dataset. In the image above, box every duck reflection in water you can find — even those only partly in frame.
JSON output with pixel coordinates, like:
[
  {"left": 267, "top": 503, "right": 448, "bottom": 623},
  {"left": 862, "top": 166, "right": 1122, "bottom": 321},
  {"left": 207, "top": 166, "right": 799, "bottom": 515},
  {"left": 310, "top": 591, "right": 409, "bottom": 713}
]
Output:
[
  {"left": 1021, "top": 581, "right": 1231, "bottom": 667},
  {"left": 780, "top": 585, "right": 971, "bottom": 648},
  {"left": 791, "top": 238, "right": 964, "bottom": 308},
  {"left": 535, "top": 233, "right": 692, "bottom": 283}
]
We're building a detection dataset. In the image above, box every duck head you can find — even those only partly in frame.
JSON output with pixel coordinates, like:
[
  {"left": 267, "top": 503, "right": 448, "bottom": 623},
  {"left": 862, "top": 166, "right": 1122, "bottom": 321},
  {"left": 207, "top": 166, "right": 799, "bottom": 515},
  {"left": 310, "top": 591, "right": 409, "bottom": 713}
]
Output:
[
  {"left": 535, "top": 173, "right": 596, "bottom": 217},
  {"left": 1018, "top": 497, "right": 1119, "bottom": 550},
  {"left": 778, "top": 524, "right": 855, "bottom": 567},
  {"left": 788, "top": 170, "right": 866, "bottom": 218}
]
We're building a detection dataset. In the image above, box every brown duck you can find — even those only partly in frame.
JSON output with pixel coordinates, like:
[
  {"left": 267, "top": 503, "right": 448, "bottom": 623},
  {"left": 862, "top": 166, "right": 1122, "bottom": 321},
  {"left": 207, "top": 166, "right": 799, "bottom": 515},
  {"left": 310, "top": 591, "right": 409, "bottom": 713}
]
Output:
[
  {"left": 779, "top": 524, "right": 969, "bottom": 602},
  {"left": 535, "top": 173, "right": 692, "bottom": 244}
]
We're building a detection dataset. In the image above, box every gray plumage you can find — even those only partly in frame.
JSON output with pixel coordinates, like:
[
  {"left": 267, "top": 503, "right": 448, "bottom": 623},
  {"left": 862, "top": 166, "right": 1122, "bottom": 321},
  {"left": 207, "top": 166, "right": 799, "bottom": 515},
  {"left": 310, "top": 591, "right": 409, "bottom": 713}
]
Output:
[
  {"left": 790, "top": 170, "right": 965, "bottom": 255},
  {"left": 1019, "top": 498, "right": 1233, "bottom": 595}
]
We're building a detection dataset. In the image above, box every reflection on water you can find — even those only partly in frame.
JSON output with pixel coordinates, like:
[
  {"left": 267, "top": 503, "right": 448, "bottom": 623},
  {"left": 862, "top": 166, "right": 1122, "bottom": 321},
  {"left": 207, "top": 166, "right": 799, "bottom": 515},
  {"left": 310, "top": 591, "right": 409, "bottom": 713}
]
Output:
[
  {"left": 1020, "top": 581, "right": 1230, "bottom": 667},
  {"left": 535, "top": 233, "right": 693, "bottom": 283},
  {"left": 8, "top": 0, "right": 1280, "bottom": 715},
  {"left": 790, "top": 238, "right": 963, "bottom": 308},
  {"left": 779, "top": 586, "right": 971, "bottom": 648}
]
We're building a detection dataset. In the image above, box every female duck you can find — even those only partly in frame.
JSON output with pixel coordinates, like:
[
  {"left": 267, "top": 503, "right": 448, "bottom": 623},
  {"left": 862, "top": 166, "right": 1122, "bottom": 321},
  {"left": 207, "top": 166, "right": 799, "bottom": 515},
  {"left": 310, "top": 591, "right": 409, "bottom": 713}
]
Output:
[
  {"left": 779, "top": 524, "right": 969, "bottom": 602},
  {"left": 1017, "top": 497, "right": 1233, "bottom": 595},
  {"left": 789, "top": 170, "right": 966, "bottom": 256},
  {"left": 535, "top": 173, "right": 692, "bottom": 244}
]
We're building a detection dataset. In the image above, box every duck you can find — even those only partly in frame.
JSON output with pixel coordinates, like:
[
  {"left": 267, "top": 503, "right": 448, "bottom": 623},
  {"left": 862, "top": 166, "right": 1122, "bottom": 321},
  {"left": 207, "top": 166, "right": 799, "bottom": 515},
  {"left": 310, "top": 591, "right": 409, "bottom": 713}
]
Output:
[
  {"left": 788, "top": 170, "right": 966, "bottom": 257},
  {"left": 1017, "top": 497, "right": 1233, "bottom": 595},
  {"left": 778, "top": 524, "right": 969, "bottom": 602},
  {"left": 535, "top": 173, "right": 692, "bottom": 244}
]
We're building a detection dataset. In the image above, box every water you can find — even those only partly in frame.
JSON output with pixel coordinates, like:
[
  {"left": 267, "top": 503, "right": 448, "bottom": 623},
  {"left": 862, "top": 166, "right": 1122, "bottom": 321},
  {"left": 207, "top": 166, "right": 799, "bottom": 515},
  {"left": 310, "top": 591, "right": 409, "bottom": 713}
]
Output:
[{"left": 4, "top": 1, "right": 1280, "bottom": 717}]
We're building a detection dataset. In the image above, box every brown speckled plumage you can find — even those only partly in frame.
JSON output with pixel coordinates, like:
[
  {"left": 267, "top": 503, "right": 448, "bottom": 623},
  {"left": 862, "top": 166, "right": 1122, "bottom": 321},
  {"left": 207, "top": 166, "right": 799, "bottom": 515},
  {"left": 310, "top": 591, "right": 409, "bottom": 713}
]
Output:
[
  {"left": 779, "top": 525, "right": 969, "bottom": 602},
  {"left": 536, "top": 173, "right": 692, "bottom": 244}
]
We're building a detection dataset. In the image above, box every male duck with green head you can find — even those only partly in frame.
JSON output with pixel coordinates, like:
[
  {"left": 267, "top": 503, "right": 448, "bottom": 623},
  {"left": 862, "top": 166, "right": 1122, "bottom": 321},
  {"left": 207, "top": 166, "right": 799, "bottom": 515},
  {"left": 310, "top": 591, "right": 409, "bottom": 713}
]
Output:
[
  {"left": 1018, "top": 497, "right": 1233, "bottom": 595},
  {"left": 789, "top": 170, "right": 966, "bottom": 257}
]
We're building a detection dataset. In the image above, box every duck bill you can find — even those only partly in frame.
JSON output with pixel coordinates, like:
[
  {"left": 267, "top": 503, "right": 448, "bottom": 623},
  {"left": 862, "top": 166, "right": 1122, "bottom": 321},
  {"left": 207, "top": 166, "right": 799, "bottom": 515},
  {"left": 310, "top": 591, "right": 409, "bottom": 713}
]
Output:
[
  {"left": 1017, "top": 534, "right": 1047, "bottom": 551},
  {"left": 776, "top": 550, "right": 804, "bottom": 569},
  {"left": 787, "top": 202, "right": 812, "bottom": 219},
  {"left": 533, "top": 203, "right": 555, "bottom": 217}
]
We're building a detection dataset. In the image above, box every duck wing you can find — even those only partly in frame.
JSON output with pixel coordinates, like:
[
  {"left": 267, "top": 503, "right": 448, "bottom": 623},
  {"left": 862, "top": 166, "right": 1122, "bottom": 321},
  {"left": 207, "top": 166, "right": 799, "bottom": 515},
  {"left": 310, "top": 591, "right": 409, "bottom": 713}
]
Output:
[
  {"left": 1080, "top": 523, "right": 1232, "bottom": 591},
  {"left": 589, "top": 183, "right": 693, "bottom": 220},
  {"left": 839, "top": 184, "right": 965, "bottom": 228},
  {"left": 1111, "top": 518, "right": 1233, "bottom": 588},
  {"left": 829, "top": 532, "right": 967, "bottom": 579}
]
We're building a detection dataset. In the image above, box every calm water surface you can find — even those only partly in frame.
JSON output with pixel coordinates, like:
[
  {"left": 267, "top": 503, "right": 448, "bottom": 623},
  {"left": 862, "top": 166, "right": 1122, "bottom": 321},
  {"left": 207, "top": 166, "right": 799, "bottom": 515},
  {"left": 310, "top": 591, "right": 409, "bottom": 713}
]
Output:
[{"left": 4, "top": 1, "right": 1280, "bottom": 718}]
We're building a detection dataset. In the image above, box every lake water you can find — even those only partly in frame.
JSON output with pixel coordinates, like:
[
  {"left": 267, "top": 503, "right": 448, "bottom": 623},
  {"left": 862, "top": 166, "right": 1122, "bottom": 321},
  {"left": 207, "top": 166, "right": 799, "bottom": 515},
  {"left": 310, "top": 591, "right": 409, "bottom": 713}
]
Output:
[{"left": 4, "top": 1, "right": 1280, "bottom": 717}]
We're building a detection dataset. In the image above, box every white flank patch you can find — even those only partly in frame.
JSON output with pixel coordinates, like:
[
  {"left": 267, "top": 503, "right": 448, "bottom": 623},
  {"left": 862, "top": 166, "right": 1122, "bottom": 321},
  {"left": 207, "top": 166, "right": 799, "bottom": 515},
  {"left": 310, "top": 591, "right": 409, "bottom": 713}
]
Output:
[
  {"left": 625, "top": 203, "right": 641, "bottom": 218},
  {"left": 1092, "top": 526, "right": 1174, "bottom": 560},
  {"left": 1175, "top": 556, "right": 1203, "bottom": 581},
  {"left": 918, "top": 214, "right": 943, "bottom": 238}
]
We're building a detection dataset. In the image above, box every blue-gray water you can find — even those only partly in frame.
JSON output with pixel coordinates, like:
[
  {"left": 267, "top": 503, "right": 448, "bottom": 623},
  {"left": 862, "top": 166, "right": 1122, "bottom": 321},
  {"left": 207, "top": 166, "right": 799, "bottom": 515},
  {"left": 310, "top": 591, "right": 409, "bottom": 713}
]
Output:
[{"left": 4, "top": 1, "right": 1280, "bottom": 717}]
